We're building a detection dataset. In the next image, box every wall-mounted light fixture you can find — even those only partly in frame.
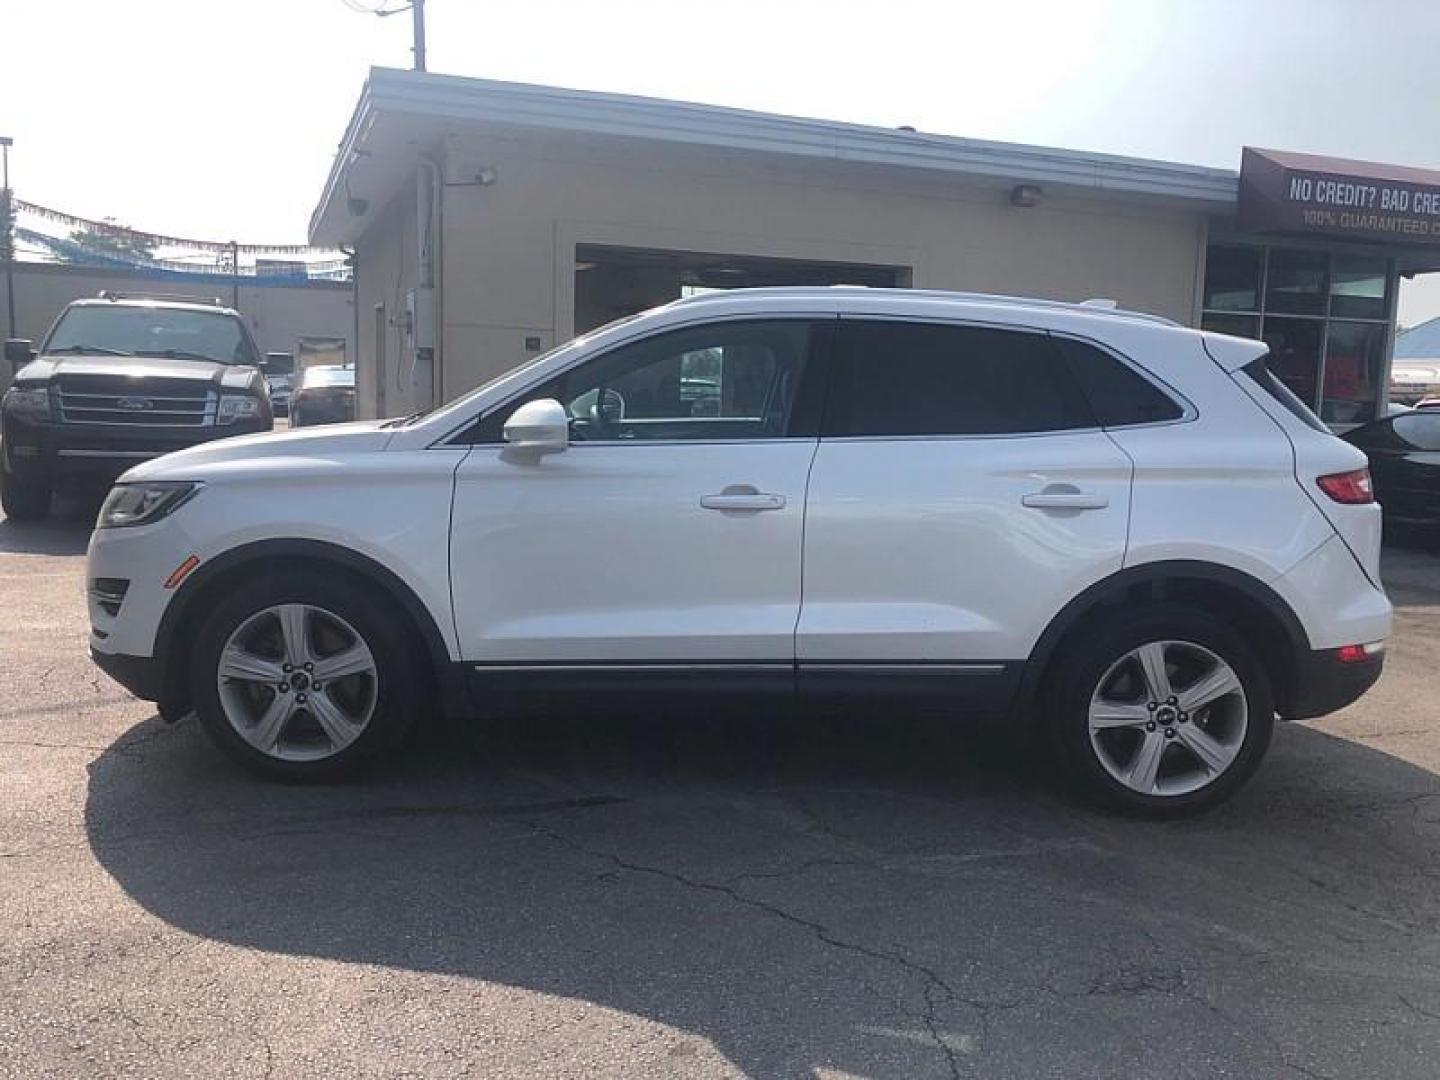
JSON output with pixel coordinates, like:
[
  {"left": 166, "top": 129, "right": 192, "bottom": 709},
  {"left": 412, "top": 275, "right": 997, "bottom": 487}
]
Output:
[{"left": 1010, "top": 183, "right": 1042, "bottom": 208}]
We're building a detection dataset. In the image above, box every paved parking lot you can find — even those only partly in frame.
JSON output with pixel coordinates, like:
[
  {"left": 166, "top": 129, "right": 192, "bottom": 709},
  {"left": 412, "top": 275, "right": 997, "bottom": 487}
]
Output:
[{"left": 2, "top": 503, "right": 1439, "bottom": 1079}]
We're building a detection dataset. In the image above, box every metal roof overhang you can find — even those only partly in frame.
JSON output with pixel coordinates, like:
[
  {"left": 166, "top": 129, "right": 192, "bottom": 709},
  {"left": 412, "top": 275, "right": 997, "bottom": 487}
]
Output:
[{"left": 309, "top": 67, "right": 1241, "bottom": 247}]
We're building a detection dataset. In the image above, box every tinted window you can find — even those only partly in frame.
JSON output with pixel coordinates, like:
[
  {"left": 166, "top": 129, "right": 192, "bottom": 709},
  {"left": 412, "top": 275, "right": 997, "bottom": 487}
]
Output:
[
  {"left": 1265, "top": 249, "right": 1329, "bottom": 316},
  {"left": 1242, "top": 355, "right": 1328, "bottom": 433},
  {"left": 467, "top": 320, "right": 815, "bottom": 443},
  {"left": 826, "top": 321, "right": 1095, "bottom": 437},
  {"left": 1053, "top": 337, "right": 1183, "bottom": 426},
  {"left": 1361, "top": 412, "right": 1440, "bottom": 452},
  {"left": 1202, "top": 245, "right": 1263, "bottom": 312},
  {"left": 1330, "top": 255, "right": 1389, "bottom": 320},
  {"left": 1392, "top": 412, "right": 1440, "bottom": 450}
]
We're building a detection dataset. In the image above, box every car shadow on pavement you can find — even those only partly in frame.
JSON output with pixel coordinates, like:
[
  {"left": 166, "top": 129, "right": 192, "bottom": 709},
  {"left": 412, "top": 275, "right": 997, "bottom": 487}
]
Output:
[
  {"left": 83, "top": 708, "right": 1440, "bottom": 1078},
  {"left": 0, "top": 496, "right": 97, "bottom": 555}
]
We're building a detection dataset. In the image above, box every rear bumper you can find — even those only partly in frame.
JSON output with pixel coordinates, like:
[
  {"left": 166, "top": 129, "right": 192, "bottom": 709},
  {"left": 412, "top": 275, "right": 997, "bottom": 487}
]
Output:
[
  {"left": 1280, "top": 648, "right": 1385, "bottom": 720},
  {"left": 89, "top": 647, "right": 162, "bottom": 702}
]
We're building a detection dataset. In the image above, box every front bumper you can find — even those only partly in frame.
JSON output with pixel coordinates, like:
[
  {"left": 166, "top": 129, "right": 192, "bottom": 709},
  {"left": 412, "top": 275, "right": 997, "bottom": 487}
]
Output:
[
  {"left": 1281, "top": 648, "right": 1385, "bottom": 720},
  {"left": 89, "top": 647, "right": 163, "bottom": 702},
  {"left": 3, "top": 415, "right": 269, "bottom": 487}
]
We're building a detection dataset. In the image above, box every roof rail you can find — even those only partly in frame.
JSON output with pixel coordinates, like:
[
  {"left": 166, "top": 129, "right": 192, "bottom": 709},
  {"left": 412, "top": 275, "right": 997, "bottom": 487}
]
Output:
[
  {"left": 96, "top": 290, "right": 225, "bottom": 306},
  {"left": 668, "top": 286, "right": 1180, "bottom": 327}
]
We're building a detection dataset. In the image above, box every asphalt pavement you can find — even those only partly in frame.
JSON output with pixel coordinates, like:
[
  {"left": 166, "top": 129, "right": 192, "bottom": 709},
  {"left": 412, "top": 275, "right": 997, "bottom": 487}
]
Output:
[{"left": 3, "top": 499, "right": 1440, "bottom": 1079}]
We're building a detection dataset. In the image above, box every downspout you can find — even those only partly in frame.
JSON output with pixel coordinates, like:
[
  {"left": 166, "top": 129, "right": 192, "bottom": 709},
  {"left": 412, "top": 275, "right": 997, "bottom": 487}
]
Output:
[
  {"left": 414, "top": 156, "right": 443, "bottom": 409},
  {"left": 340, "top": 244, "right": 360, "bottom": 413}
]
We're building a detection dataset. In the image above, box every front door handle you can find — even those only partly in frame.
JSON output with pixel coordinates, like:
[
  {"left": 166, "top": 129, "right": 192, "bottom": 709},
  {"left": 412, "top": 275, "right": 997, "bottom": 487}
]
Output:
[
  {"left": 701, "top": 488, "right": 786, "bottom": 512},
  {"left": 1021, "top": 486, "right": 1109, "bottom": 511}
]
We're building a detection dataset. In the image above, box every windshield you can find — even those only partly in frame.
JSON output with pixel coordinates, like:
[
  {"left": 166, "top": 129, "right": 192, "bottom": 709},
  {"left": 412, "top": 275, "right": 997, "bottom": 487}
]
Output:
[{"left": 44, "top": 305, "right": 259, "bottom": 366}]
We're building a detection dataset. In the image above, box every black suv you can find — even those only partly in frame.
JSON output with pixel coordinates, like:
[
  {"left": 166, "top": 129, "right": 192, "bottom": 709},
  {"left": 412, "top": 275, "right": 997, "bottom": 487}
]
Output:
[{"left": 1, "top": 293, "right": 274, "bottom": 520}]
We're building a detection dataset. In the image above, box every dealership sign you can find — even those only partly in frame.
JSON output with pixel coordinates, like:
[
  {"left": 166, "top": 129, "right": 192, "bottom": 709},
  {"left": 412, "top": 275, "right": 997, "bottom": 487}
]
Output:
[{"left": 1238, "top": 147, "right": 1440, "bottom": 246}]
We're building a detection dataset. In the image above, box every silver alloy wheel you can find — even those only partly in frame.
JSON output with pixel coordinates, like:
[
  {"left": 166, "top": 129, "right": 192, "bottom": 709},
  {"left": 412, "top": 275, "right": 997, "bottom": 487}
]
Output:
[
  {"left": 216, "top": 603, "right": 378, "bottom": 762},
  {"left": 1088, "top": 639, "right": 1248, "bottom": 797}
]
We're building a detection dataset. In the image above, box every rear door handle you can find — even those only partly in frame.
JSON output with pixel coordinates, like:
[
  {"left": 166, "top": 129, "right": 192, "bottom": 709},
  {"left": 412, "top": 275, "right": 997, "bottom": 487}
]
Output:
[
  {"left": 1021, "top": 488, "right": 1109, "bottom": 511},
  {"left": 701, "top": 491, "right": 786, "bottom": 512}
]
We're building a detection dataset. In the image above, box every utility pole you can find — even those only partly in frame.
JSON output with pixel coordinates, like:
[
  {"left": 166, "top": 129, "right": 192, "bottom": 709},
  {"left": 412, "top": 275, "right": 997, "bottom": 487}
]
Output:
[
  {"left": 228, "top": 240, "right": 240, "bottom": 309},
  {"left": 411, "top": 0, "right": 426, "bottom": 71},
  {"left": 1, "top": 136, "right": 14, "bottom": 338}
]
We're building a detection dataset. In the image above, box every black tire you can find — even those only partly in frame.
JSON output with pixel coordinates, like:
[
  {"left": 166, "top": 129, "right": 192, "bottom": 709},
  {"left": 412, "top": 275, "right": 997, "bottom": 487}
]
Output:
[
  {"left": 190, "top": 567, "right": 425, "bottom": 781},
  {"left": 1048, "top": 604, "right": 1274, "bottom": 818},
  {"left": 0, "top": 457, "right": 52, "bottom": 522}
]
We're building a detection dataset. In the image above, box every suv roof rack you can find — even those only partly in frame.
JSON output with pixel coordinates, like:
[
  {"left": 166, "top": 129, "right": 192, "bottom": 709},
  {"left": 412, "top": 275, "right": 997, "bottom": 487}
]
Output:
[
  {"left": 669, "top": 286, "right": 1180, "bottom": 327},
  {"left": 96, "top": 290, "right": 225, "bottom": 306}
]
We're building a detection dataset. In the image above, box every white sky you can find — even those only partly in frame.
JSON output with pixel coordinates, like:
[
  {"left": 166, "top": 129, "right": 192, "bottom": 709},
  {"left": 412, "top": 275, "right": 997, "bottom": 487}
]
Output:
[{"left": 3, "top": 0, "right": 1440, "bottom": 320}]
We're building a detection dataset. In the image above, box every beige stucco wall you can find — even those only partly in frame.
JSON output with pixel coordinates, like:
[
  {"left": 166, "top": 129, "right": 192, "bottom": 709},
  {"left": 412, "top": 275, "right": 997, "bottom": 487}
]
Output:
[
  {"left": 430, "top": 133, "right": 1209, "bottom": 402},
  {"left": 348, "top": 131, "right": 1210, "bottom": 418},
  {"left": 352, "top": 175, "right": 419, "bottom": 419},
  {"left": 1, "top": 262, "right": 350, "bottom": 391}
]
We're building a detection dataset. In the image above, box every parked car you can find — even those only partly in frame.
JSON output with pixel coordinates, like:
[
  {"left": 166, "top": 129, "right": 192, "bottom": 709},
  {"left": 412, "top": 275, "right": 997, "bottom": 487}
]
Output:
[
  {"left": 1417, "top": 397, "right": 1440, "bottom": 410},
  {"left": 86, "top": 288, "right": 1390, "bottom": 815},
  {"left": 1342, "top": 410, "right": 1440, "bottom": 531},
  {"left": 1, "top": 292, "right": 273, "bottom": 520},
  {"left": 289, "top": 364, "right": 356, "bottom": 427}
]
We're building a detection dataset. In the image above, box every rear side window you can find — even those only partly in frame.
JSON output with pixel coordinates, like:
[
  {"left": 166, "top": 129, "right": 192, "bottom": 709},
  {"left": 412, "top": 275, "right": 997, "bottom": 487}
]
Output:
[
  {"left": 1052, "top": 337, "right": 1184, "bottom": 426},
  {"left": 825, "top": 320, "right": 1096, "bottom": 437},
  {"left": 1242, "top": 355, "right": 1329, "bottom": 433},
  {"left": 1391, "top": 412, "right": 1440, "bottom": 451},
  {"left": 1355, "top": 412, "right": 1440, "bottom": 452}
]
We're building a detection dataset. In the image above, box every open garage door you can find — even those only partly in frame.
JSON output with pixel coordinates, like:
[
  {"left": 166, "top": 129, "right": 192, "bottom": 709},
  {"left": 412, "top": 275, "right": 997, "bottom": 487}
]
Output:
[{"left": 574, "top": 245, "right": 911, "bottom": 334}]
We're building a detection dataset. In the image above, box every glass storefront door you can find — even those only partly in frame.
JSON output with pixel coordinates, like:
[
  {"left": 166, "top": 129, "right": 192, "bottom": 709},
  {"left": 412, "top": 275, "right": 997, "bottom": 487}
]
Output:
[{"left": 1201, "top": 244, "right": 1393, "bottom": 424}]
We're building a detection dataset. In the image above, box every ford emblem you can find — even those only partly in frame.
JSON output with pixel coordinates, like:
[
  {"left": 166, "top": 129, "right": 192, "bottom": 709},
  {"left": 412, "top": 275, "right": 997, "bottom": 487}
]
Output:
[{"left": 115, "top": 397, "right": 155, "bottom": 411}]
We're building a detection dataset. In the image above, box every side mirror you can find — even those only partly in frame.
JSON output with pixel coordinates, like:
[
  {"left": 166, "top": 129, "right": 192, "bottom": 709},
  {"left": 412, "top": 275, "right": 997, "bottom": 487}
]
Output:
[
  {"left": 5, "top": 339, "right": 35, "bottom": 375},
  {"left": 503, "top": 398, "right": 569, "bottom": 455},
  {"left": 261, "top": 351, "right": 293, "bottom": 375}
]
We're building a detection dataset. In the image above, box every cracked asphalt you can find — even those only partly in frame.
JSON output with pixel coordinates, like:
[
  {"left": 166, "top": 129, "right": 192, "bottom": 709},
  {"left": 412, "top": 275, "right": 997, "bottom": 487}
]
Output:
[{"left": 3, "top": 501, "right": 1440, "bottom": 1079}]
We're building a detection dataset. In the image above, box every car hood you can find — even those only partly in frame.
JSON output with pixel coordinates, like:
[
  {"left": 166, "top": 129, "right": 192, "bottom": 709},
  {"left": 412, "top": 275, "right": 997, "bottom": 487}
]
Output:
[
  {"left": 122, "top": 420, "right": 397, "bottom": 482},
  {"left": 19, "top": 353, "right": 261, "bottom": 390}
]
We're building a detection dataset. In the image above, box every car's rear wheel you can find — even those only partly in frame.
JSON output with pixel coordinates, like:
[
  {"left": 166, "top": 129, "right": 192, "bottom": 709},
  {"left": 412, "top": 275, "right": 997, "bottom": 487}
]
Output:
[
  {"left": 0, "top": 457, "right": 51, "bottom": 522},
  {"left": 1049, "top": 606, "right": 1274, "bottom": 817},
  {"left": 191, "top": 569, "right": 423, "bottom": 781}
]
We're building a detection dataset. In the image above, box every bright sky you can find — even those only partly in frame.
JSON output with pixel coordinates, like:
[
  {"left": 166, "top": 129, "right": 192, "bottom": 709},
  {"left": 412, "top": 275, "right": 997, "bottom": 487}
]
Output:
[{"left": 3, "top": 0, "right": 1440, "bottom": 320}]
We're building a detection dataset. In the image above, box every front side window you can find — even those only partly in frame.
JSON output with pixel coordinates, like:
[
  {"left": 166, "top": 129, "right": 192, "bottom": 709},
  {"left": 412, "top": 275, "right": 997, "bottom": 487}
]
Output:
[
  {"left": 44, "top": 306, "right": 259, "bottom": 365},
  {"left": 471, "top": 320, "right": 815, "bottom": 443},
  {"left": 825, "top": 321, "right": 1095, "bottom": 437}
]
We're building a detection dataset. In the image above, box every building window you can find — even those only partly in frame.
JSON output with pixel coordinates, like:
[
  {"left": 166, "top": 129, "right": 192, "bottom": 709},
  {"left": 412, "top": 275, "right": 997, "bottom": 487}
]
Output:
[{"left": 1201, "top": 243, "right": 1393, "bottom": 423}]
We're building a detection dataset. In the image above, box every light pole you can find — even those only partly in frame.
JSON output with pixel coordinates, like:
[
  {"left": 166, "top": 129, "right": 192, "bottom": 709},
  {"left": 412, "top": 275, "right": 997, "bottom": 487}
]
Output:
[
  {"left": 411, "top": 0, "right": 426, "bottom": 71},
  {"left": 1, "top": 136, "right": 14, "bottom": 338}
]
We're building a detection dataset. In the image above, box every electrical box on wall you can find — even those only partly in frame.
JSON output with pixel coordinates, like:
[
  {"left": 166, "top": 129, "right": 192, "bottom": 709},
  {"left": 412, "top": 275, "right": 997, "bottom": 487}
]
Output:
[{"left": 405, "top": 287, "right": 435, "bottom": 351}]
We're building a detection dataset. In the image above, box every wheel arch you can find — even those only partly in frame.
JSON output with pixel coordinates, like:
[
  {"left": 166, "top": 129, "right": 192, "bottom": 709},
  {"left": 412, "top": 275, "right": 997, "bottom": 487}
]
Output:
[
  {"left": 1017, "top": 560, "right": 1310, "bottom": 724},
  {"left": 153, "top": 538, "right": 464, "bottom": 720}
]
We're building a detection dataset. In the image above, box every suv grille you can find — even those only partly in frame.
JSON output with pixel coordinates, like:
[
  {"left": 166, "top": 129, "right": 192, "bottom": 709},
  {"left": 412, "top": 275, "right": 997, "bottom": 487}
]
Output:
[{"left": 56, "top": 377, "right": 215, "bottom": 427}]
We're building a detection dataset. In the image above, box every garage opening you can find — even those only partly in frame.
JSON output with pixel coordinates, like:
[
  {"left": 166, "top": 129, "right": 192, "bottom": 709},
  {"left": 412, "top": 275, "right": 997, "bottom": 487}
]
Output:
[{"left": 574, "top": 245, "right": 911, "bottom": 334}]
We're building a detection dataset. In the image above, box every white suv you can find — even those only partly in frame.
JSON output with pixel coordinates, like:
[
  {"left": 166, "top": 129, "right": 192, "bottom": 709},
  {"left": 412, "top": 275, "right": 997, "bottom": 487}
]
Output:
[{"left": 85, "top": 288, "right": 1390, "bottom": 815}]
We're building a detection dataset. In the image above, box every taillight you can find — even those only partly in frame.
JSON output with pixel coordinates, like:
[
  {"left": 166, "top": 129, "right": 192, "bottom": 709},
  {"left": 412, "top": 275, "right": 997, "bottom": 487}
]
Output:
[{"left": 1317, "top": 467, "right": 1374, "bottom": 504}]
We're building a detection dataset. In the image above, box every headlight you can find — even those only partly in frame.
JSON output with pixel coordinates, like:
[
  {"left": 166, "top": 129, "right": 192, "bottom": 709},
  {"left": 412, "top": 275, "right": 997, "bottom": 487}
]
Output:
[
  {"left": 2, "top": 386, "right": 50, "bottom": 420},
  {"left": 97, "top": 482, "right": 201, "bottom": 529},
  {"left": 217, "top": 394, "right": 261, "bottom": 425}
]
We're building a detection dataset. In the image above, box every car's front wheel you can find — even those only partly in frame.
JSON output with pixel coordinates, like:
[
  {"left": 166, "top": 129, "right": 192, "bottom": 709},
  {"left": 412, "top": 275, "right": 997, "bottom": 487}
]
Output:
[
  {"left": 1049, "top": 606, "right": 1274, "bottom": 817},
  {"left": 191, "top": 569, "right": 423, "bottom": 781}
]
